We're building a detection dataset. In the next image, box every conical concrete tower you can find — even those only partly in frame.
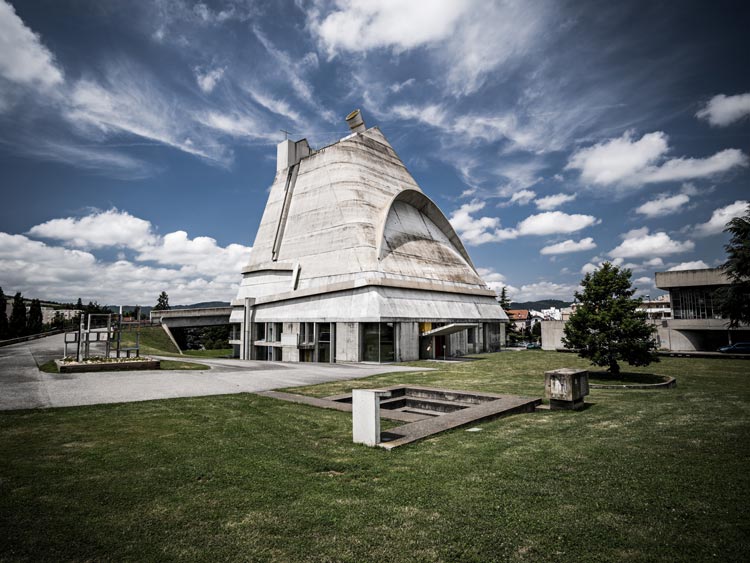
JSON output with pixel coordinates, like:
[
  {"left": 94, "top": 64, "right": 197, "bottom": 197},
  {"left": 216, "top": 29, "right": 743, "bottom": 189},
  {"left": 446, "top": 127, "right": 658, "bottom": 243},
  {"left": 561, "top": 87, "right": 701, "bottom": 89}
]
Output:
[{"left": 230, "top": 112, "right": 507, "bottom": 362}]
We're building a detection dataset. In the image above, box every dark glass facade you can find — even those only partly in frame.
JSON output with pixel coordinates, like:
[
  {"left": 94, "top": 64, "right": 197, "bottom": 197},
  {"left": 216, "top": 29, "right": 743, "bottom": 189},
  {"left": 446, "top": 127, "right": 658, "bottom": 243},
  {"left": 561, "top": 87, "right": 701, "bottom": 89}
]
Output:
[
  {"left": 361, "top": 322, "right": 395, "bottom": 362},
  {"left": 671, "top": 287, "right": 722, "bottom": 320}
]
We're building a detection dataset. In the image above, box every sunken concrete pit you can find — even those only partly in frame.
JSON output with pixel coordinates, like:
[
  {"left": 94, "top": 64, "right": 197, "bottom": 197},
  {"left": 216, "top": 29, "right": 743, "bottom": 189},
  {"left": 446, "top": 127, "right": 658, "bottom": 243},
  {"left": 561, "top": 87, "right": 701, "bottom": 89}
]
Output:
[{"left": 258, "top": 385, "right": 542, "bottom": 450}]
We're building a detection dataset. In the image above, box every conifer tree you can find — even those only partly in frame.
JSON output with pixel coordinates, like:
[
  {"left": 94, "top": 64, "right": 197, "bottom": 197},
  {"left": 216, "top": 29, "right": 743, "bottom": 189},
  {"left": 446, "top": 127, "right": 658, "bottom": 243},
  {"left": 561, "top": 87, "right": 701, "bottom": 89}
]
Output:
[
  {"left": 0, "top": 287, "right": 8, "bottom": 340},
  {"left": 563, "top": 262, "right": 658, "bottom": 374},
  {"left": 154, "top": 291, "right": 170, "bottom": 311},
  {"left": 9, "top": 293, "right": 27, "bottom": 338},
  {"left": 27, "top": 299, "right": 43, "bottom": 335},
  {"left": 717, "top": 204, "right": 750, "bottom": 327}
]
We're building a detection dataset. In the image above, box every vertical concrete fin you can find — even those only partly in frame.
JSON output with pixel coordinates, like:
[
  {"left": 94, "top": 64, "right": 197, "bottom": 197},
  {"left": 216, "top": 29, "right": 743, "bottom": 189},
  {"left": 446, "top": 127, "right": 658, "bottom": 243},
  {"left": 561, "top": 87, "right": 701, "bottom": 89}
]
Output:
[{"left": 272, "top": 163, "right": 300, "bottom": 261}]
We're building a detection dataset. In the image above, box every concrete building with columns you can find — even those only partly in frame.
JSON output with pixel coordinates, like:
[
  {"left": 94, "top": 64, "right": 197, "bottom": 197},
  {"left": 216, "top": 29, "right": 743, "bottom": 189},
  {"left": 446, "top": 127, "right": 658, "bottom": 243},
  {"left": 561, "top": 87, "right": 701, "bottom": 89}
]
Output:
[{"left": 229, "top": 111, "right": 507, "bottom": 363}]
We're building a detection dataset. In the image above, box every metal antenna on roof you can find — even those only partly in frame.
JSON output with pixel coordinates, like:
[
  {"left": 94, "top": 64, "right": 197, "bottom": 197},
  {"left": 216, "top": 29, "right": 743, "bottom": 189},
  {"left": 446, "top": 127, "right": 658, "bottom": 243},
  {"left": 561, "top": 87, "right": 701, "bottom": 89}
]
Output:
[{"left": 280, "top": 129, "right": 291, "bottom": 140}]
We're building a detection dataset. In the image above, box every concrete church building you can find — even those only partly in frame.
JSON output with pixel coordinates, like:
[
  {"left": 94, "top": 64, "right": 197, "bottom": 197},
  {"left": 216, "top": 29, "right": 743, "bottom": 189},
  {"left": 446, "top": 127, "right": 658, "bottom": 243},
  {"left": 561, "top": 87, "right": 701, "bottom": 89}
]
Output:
[{"left": 229, "top": 111, "right": 507, "bottom": 363}]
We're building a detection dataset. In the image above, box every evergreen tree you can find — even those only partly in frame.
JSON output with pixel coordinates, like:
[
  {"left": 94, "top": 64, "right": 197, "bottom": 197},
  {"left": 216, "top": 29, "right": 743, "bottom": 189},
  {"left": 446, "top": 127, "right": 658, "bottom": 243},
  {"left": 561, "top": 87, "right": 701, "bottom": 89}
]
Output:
[
  {"left": 498, "top": 286, "right": 511, "bottom": 310},
  {"left": 563, "top": 262, "right": 658, "bottom": 374},
  {"left": 0, "top": 287, "right": 8, "bottom": 340},
  {"left": 717, "top": 204, "right": 750, "bottom": 327},
  {"left": 76, "top": 298, "right": 83, "bottom": 310},
  {"left": 27, "top": 299, "right": 43, "bottom": 335},
  {"left": 9, "top": 293, "right": 27, "bottom": 338},
  {"left": 154, "top": 291, "right": 170, "bottom": 311}
]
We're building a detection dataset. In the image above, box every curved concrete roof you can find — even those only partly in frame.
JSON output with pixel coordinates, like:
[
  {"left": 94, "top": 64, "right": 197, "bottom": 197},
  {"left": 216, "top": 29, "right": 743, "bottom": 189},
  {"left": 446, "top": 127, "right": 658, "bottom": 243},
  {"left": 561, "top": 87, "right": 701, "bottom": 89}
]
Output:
[{"left": 235, "top": 127, "right": 498, "bottom": 307}]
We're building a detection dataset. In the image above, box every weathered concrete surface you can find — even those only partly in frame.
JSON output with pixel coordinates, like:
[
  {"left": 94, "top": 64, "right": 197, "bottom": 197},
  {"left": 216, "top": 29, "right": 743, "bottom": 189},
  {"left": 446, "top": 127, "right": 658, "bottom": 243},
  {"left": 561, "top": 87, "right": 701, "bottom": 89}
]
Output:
[
  {"left": 655, "top": 267, "right": 728, "bottom": 289},
  {"left": 151, "top": 307, "right": 231, "bottom": 328},
  {"left": 545, "top": 368, "right": 589, "bottom": 410},
  {"left": 0, "top": 334, "right": 426, "bottom": 411}
]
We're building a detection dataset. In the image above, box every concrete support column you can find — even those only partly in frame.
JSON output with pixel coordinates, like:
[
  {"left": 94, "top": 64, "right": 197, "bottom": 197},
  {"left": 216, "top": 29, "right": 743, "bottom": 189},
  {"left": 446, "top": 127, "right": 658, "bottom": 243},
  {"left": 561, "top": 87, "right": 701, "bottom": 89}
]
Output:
[{"left": 352, "top": 389, "right": 391, "bottom": 446}]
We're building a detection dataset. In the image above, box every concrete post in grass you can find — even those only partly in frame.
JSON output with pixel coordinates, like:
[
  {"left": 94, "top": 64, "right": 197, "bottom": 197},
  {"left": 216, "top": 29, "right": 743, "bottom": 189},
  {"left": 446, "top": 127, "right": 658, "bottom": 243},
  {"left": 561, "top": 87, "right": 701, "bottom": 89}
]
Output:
[
  {"left": 545, "top": 368, "right": 589, "bottom": 410},
  {"left": 352, "top": 389, "right": 392, "bottom": 446}
]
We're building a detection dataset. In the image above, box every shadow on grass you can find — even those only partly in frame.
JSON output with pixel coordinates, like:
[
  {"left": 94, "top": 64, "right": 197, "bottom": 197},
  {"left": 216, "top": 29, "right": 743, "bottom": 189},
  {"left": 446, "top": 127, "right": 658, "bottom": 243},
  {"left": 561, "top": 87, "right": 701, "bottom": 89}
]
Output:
[{"left": 587, "top": 371, "right": 670, "bottom": 385}]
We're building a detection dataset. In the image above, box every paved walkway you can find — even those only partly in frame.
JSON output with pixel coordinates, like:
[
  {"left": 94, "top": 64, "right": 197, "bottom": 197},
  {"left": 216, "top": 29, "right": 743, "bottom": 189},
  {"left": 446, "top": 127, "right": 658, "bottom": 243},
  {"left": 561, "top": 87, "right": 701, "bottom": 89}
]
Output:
[{"left": 0, "top": 334, "right": 426, "bottom": 411}]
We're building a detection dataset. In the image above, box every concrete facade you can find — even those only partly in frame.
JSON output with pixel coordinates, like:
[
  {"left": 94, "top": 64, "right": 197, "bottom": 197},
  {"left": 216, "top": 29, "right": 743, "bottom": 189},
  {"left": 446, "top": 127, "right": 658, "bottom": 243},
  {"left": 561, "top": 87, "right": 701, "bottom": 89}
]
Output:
[
  {"left": 230, "top": 115, "right": 507, "bottom": 363},
  {"left": 655, "top": 268, "right": 747, "bottom": 351}
]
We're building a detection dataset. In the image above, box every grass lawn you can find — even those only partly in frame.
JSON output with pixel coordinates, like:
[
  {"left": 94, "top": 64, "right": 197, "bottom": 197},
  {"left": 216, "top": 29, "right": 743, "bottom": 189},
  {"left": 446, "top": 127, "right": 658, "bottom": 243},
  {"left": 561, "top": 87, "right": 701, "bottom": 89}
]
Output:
[
  {"left": 118, "top": 325, "right": 180, "bottom": 356},
  {"left": 1, "top": 351, "right": 749, "bottom": 562},
  {"left": 183, "top": 348, "right": 234, "bottom": 358}
]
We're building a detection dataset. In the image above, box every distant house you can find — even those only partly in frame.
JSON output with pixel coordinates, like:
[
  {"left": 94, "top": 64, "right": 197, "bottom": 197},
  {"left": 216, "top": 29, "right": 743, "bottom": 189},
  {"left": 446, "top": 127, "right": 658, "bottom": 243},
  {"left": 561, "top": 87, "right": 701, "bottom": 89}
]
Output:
[
  {"left": 506, "top": 309, "right": 531, "bottom": 332},
  {"left": 637, "top": 294, "right": 671, "bottom": 321}
]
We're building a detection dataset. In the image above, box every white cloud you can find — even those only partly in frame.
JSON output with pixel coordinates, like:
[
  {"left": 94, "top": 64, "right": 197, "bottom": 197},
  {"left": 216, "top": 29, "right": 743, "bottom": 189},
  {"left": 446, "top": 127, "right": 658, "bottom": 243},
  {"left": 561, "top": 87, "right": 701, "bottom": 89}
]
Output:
[
  {"left": 540, "top": 237, "right": 596, "bottom": 255},
  {"left": 509, "top": 189, "right": 536, "bottom": 205},
  {"left": 476, "top": 267, "right": 516, "bottom": 295},
  {"left": 313, "top": 0, "right": 468, "bottom": 53},
  {"left": 609, "top": 227, "right": 694, "bottom": 259},
  {"left": 580, "top": 262, "right": 598, "bottom": 275},
  {"left": 634, "top": 276, "right": 653, "bottom": 285},
  {"left": 0, "top": 0, "right": 63, "bottom": 88},
  {"left": 28, "top": 209, "right": 157, "bottom": 249},
  {"left": 310, "top": 0, "right": 548, "bottom": 96},
  {"left": 535, "top": 193, "right": 576, "bottom": 211},
  {"left": 508, "top": 281, "right": 578, "bottom": 302},
  {"left": 696, "top": 93, "right": 750, "bottom": 126},
  {"left": 135, "top": 230, "right": 250, "bottom": 278},
  {"left": 195, "top": 66, "right": 225, "bottom": 93},
  {"left": 3, "top": 210, "right": 252, "bottom": 304},
  {"left": 516, "top": 211, "right": 600, "bottom": 236},
  {"left": 692, "top": 200, "right": 748, "bottom": 237},
  {"left": 566, "top": 130, "right": 747, "bottom": 188},
  {"left": 448, "top": 201, "right": 516, "bottom": 245},
  {"left": 668, "top": 260, "right": 709, "bottom": 271},
  {"left": 567, "top": 130, "right": 668, "bottom": 185},
  {"left": 635, "top": 193, "right": 690, "bottom": 218},
  {"left": 450, "top": 203, "right": 599, "bottom": 245}
]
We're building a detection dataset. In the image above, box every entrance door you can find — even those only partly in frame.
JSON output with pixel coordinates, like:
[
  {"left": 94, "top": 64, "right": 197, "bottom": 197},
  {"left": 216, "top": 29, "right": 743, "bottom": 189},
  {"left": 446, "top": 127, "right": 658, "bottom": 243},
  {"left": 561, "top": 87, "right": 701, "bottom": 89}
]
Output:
[{"left": 434, "top": 335, "right": 446, "bottom": 360}]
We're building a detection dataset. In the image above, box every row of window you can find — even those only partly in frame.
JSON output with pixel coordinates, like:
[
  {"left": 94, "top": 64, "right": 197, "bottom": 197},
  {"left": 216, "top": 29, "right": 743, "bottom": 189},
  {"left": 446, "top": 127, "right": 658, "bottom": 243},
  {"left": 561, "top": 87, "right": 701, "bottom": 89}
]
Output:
[{"left": 671, "top": 287, "right": 722, "bottom": 320}]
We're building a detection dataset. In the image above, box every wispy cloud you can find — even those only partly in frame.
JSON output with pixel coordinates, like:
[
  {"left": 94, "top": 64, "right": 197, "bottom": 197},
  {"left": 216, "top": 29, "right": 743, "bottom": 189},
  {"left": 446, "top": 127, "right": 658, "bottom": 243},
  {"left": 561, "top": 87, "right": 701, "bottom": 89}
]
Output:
[{"left": 253, "top": 27, "right": 336, "bottom": 122}]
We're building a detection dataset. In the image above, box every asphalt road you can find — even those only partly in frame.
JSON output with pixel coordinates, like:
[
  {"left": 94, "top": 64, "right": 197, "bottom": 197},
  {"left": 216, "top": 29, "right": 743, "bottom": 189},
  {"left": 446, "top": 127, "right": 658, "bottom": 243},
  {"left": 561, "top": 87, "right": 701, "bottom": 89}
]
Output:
[{"left": 0, "top": 334, "right": 425, "bottom": 411}]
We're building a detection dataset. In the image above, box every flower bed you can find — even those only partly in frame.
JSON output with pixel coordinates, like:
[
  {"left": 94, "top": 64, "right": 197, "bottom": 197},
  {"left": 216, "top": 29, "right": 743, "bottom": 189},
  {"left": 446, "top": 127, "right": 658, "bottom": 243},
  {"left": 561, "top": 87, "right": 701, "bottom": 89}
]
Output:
[{"left": 54, "top": 357, "right": 160, "bottom": 373}]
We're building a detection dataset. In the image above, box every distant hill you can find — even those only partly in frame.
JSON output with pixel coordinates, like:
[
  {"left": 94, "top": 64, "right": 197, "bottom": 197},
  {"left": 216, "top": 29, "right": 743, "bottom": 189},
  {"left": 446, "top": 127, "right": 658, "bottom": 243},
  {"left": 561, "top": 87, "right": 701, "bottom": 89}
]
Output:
[{"left": 508, "top": 299, "right": 572, "bottom": 310}]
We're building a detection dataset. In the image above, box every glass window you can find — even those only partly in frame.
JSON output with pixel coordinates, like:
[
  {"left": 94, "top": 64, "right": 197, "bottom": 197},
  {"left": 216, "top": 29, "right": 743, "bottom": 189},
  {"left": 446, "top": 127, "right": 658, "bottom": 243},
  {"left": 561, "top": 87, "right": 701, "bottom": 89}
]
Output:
[
  {"left": 380, "top": 322, "right": 395, "bottom": 362},
  {"left": 467, "top": 327, "right": 475, "bottom": 344},
  {"left": 361, "top": 322, "right": 395, "bottom": 362},
  {"left": 362, "top": 323, "right": 380, "bottom": 362}
]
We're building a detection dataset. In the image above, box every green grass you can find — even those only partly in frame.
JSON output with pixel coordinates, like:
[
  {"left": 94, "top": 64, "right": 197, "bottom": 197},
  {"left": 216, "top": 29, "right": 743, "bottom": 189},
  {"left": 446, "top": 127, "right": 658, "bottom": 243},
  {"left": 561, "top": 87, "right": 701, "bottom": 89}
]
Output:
[
  {"left": 118, "top": 326, "right": 180, "bottom": 355},
  {"left": 183, "top": 348, "right": 233, "bottom": 358},
  {"left": 38, "top": 360, "right": 58, "bottom": 373},
  {"left": 159, "top": 359, "right": 210, "bottom": 370},
  {"left": 1, "top": 351, "right": 749, "bottom": 562}
]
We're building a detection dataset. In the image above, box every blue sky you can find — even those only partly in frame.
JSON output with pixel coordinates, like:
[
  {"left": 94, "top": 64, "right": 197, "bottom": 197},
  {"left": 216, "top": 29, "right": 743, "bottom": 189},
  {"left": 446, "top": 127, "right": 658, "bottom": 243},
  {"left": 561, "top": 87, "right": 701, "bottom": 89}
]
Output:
[{"left": 0, "top": 0, "right": 748, "bottom": 305}]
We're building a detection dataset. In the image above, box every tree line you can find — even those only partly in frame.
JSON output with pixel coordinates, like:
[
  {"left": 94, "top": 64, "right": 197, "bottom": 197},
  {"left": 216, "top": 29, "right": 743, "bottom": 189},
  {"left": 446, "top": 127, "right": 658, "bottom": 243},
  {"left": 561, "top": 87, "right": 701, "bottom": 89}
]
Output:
[{"left": 0, "top": 289, "right": 117, "bottom": 340}]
